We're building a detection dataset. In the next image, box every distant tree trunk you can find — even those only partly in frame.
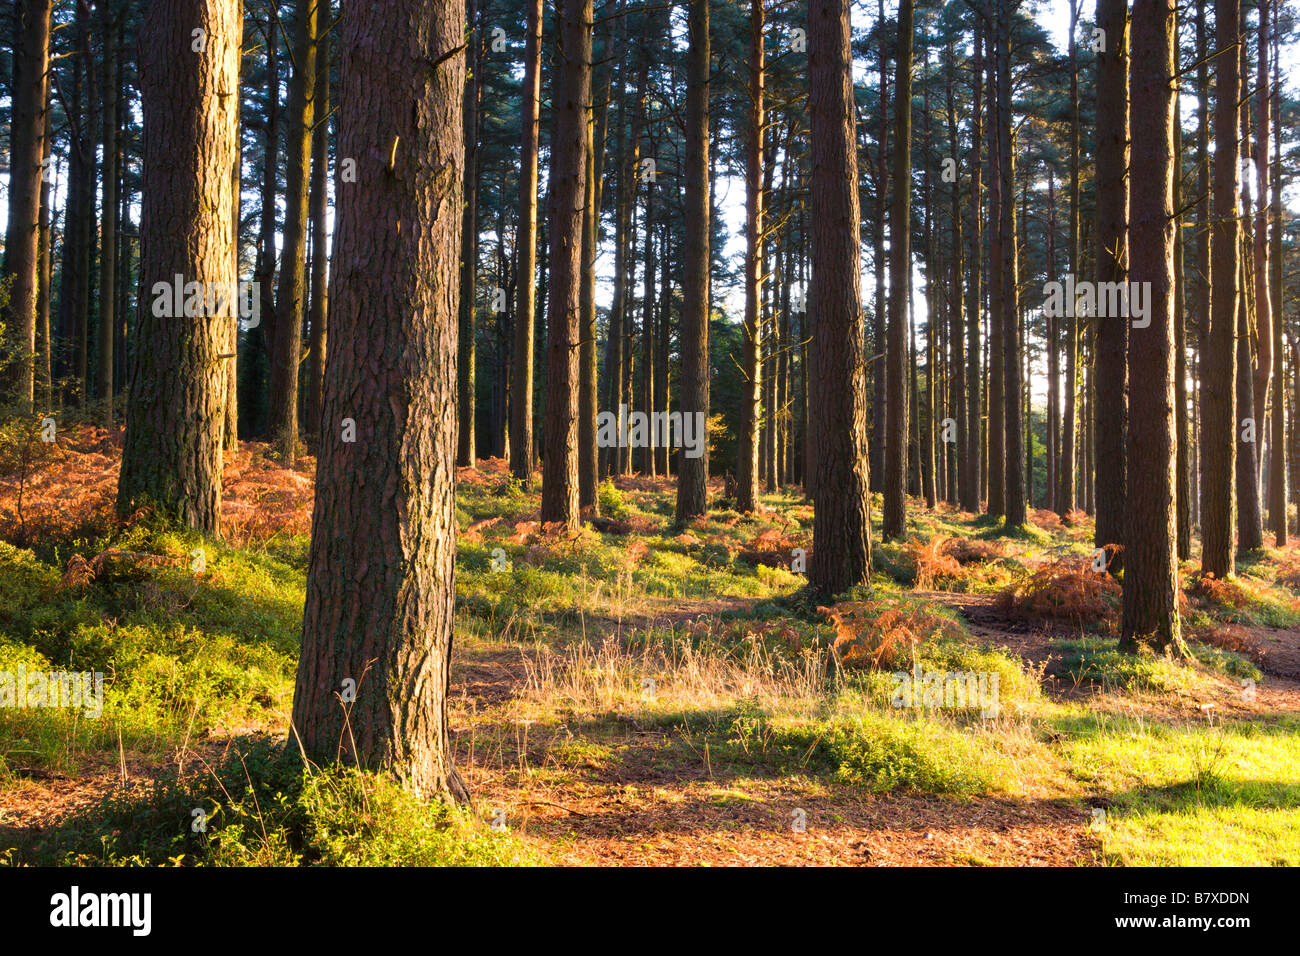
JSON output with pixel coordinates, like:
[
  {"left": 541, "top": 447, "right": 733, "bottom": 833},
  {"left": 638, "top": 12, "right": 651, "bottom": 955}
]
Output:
[
  {"left": 270, "top": 0, "right": 318, "bottom": 463},
  {"left": 964, "top": 22, "right": 983, "bottom": 513},
  {"left": 1121, "top": 0, "right": 1182, "bottom": 654},
  {"left": 1253, "top": 0, "right": 1272, "bottom": 500},
  {"left": 807, "top": 0, "right": 872, "bottom": 595},
  {"left": 250, "top": 9, "right": 279, "bottom": 438},
  {"left": 224, "top": 17, "right": 239, "bottom": 453},
  {"left": 1235, "top": 2, "right": 1263, "bottom": 555},
  {"left": 306, "top": 12, "right": 331, "bottom": 442},
  {"left": 640, "top": 144, "right": 658, "bottom": 478},
  {"left": 3, "top": 0, "right": 52, "bottom": 409},
  {"left": 1236, "top": 254, "right": 1263, "bottom": 551},
  {"left": 292, "top": 0, "right": 469, "bottom": 802},
  {"left": 737, "top": 0, "right": 764, "bottom": 513},
  {"left": 674, "top": 0, "right": 710, "bottom": 523},
  {"left": 997, "top": 0, "right": 1024, "bottom": 527},
  {"left": 985, "top": 33, "right": 1003, "bottom": 520},
  {"left": 920, "top": 41, "right": 937, "bottom": 513},
  {"left": 1269, "top": 6, "right": 1286, "bottom": 546},
  {"left": 457, "top": 0, "right": 479, "bottom": 467},
  {"left": 654, "top": 214, "right": 671, "bottom": 477},
  {"left": 1058, "top": 0, "right": 1080, "bottom": 520},
  {"left": 881, "top": 0, "right": 913, "bottom": 541},
  {"left": 1201, "top": 0, "right": 1241, "bottom": 579},
  {"left": 869, "top": 0, "right": 889, "bottom": 495},
  {"left": 35, "top": 88, "right": 53, "bottom": 407},
  {"left": 1174, "top": 74, "right": 1191, "bottom": 560},
  {"left": 1046, "top": 169, "right": 1059, "bottom": 514},
  {"left": 540, "top": 0, "right": 591, "bottom": 530},
  {"left": 1193, "top": 0, "right": 1210, "bottom": 531},
  {"left": 58, "top": 0, "right": 95, "bottom": 408},
  {"left": 579, "top": 91, "right": 599, "bottom": 508},
  {"left": 510, "top": 0, "right": 542, "bottom": 485},
  {"left": 118, "top": 0, "right": 240, "bottom": 534},
  {"left": 1094, "top": 0, "right": 1129, "bottom": 568}
]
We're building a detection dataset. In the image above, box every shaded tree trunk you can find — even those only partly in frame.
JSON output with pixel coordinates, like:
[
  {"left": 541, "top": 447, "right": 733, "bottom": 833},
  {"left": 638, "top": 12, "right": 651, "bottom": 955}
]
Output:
[
  {"left": 456, "top": 0, "right": 480, "bottom": 466},
  {"left": 1094, "top": 0, "right": 1129, "bottom": 567},
  {"left": 674, "top": 0, "right": 710, "bottom": 522},
  {"left": 306, "top": 9, "right": 331, "bottom": 442},
  {"left": 1200, "top": 0, "right": 1241, "bottom": 579},
  {"left": 510, "top": 0, "right": 543, "bottom": 485},
  {"left": 3, "top": 0, "right": 52, "bottom": 409},
  {"left": 540, "top": 0, "right": 592, "bottom": 530},
  {"left": 269, "top": 0, "right": 318, "bottom": 463},
  {"left": 807, "top": 0, "right": 872, "bottom": 595},
  {"left": 737, "top": 0, "right": 764, "bottom": 513},
  {"left": 1121, "top": 0, "right": 1182, "bottom": 654},
  {"left": 881, "top": 0, "right": 913, "bottom": 541},
  {"left": 118, "top": 0, "right": 240, "bottom": 534},
  {"left": 292, "top": 0, "right": 469, "bottom": 802}
]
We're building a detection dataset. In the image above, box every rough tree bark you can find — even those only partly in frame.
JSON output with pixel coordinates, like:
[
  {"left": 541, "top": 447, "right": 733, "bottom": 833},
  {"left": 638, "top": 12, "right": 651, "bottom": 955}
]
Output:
[
  {"left": 674, "top": 0, "right": 710, "bottom": 522},
  {"left": 3, "top": 0, "right": 52, "bottom": 409},
  {"left": 118, "top": 0, "right": 240, "bottom": 535},
  {"left": 1200, "top": 0, "right": 1240, "bottom": 579},
  {"left": 807, "top": 0, "right": 872, "bottom": 595},
  {"left": 269, "top": 0, "right": 318, "bottom": 463},
  {"left": 510, "top": 0, "right": 542, "bottom": 485},
  {"left": 540, "top": 0, "right": 591, "bottom": 530},
  {"left": 737, "top": 0, "right": 765, "bottom": 514},
  {"left": 1121, "top": 0, "right": 1182, "bottom": 654},
  {"left": 882, "top": 0, "right": 913, "bottom": 541},
  {"left": 1094, "top": 0, "right": 1129, "bottom": 569},
  {"left": 291, "top": 0, "right": 469, "bottom": 801}
]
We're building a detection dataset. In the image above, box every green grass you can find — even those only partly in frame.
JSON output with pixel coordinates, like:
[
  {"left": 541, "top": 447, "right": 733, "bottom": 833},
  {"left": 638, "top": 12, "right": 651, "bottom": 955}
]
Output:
[
  {"left": 4, "top": 737, "right": 540, "bottom": 867},
  {"left": 3, "top": 472, "right": 1299, "bottom": 867},
  {"left": 1049, "top": 710, "right": 1300, "bottom": 865}
]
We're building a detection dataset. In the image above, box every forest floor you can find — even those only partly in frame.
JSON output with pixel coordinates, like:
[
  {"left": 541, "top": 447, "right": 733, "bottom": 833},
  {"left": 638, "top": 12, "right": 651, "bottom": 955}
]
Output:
[{"left": 1, "top": 424, "right": 1298, "bottom": 866}]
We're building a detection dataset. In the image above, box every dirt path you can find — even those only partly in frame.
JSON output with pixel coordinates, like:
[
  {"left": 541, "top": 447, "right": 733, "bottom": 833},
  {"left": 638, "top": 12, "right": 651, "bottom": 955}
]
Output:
[{"left": 448, "top": 636, "right": 1101, "bottom": 867}]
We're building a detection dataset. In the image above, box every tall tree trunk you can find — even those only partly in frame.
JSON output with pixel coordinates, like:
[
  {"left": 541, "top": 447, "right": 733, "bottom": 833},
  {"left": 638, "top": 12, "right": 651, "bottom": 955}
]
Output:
[
  {"left": 510, "top": 0, "right": 542, "bottom": 485},
  {"left": 1235, "top": 1, "right": 1263, "bottom": 554},
  {"left": 3, "top": 0, "right": 52, "bottom": 409},
  {"left": 306, "top": 10, "right": 331, "bottom": 442},
  {"left": 540, "top": 0, "right": 591, "bottom": 530},
  {"left": 808, "top": 0, "right": 872, "bottom": 594},
  {"left": 224, "top": 10, "right": 239, "bottom": 452},
  {"left": 1122, "top": 0, "right": 1182, "bottom": 654},
  {"left": 965, "top": 21, "right": 983, "bottom": 513},
  {"left": 1174, "top": 71, "right": 1191, "bottom": 560},
  {"left": 869, "top": 0, "right": 889, "bottom": 495},
  {"left": 882, "top": 0, "right": 913, "bottom": 541},
  {"left": 985, "top": 31, "right": 1003, "bottom": 519},
  {"left": 998, "top": 0, "right": 1024, "bottom": 527},
  {"left": 1269, "top": 4, "right": 1285, "bottom": 546},
  {"left": 456, "top": 0, "right": 480, "bottom": 466},
  {"left": 737, "top": 0, "right": 764, "bottom": 513},
  {"left": 945, "top": 40, "right": 968, "bottom": 514},
  {"left": 639, "top": 132, "right": 658, "bottom": 478},
  {"left": 292, "top": 0, "right": 469, "bottom": 802},
  {"left": 1253, "top": 0, "right": 1272, "bottom": 500},
  {"left": 655, "top": 214, "right": 671, "bottom": 477},
  {"left": 1058, "top": 0, "right": 1080, "bottom": 520},
  {"left": 58, "top": 0, "right": 95, "bottom": 408},
  {"left": 36, "top": 82, "right": 53, "bottom": 408},
  {"left": 1094, "top": 0, "right": 1129, "bottom": 567},
  {"left": 250, "top": 9, "right": 279, "bottom": 439},
  {"left": 579, "top": 82, "right": 599, "bottom": 508},
  {"left": 270, "top": 0, "right": 318, "bottom": 463},
  {"left": 1201, "top": 0, "right": 1241, "bottom": 579},
  {"left": 118, "top": 0, "right": 240, "bottom": 534},
  {"left": 674, "top": 0, "right": 710, "bottom": 522}
]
